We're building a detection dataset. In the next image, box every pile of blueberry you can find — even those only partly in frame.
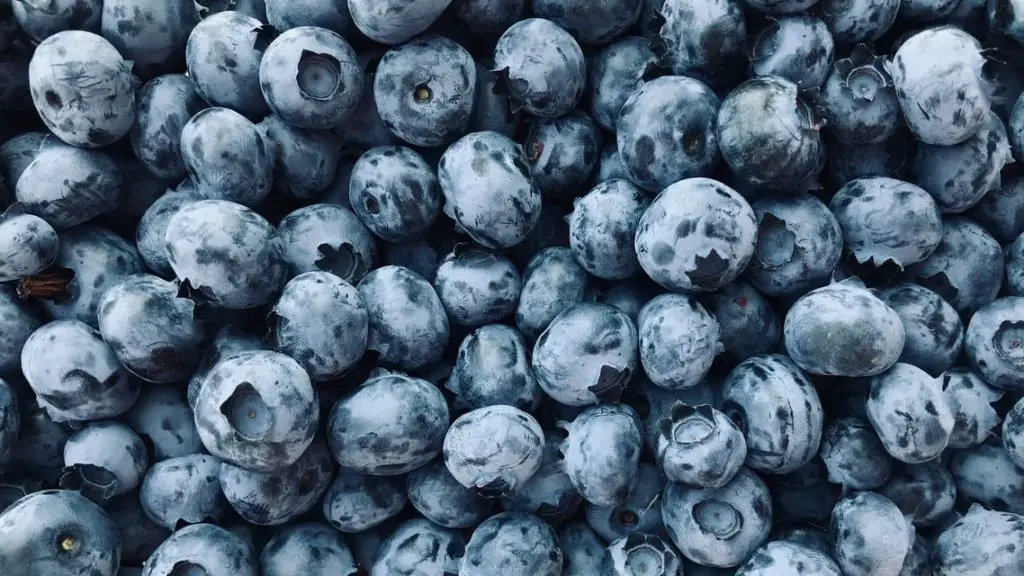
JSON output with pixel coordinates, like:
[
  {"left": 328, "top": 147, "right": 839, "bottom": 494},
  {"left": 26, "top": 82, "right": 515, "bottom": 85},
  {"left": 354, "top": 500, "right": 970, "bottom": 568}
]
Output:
[{"left": 3, "top": 0, "right": 1024, "bottom": 574}]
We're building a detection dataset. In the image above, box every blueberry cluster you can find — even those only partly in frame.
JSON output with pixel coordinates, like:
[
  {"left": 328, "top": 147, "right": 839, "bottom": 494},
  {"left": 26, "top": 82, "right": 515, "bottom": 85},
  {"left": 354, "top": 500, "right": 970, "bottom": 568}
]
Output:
[{"left": 2, "top": 0, "right": 1024, "bottom": 575}]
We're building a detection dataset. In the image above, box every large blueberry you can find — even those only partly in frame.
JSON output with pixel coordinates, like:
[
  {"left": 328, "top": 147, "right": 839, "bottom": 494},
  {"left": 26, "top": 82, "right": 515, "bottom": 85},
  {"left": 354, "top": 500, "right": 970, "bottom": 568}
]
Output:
[{"left": 492, "top": 18, "right": 586, "bottom": 118}]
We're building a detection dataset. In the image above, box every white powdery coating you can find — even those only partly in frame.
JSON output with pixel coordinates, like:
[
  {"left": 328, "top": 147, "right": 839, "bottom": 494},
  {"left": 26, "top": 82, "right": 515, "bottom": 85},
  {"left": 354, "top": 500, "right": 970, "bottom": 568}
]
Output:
[
  {"left": 64, "top": 421, "right": 147, "bottom": 497},
  {"left": 866, "top": 363, "right": 955, "bottom": 463},
  {"left": 493, "top": 18, "right": 586, "bottom": 117},
  {"left": 347, "top": 0, "right": 452, "bottom": 44},
  {"left": 28, "top": 31, "right": 135, "bottom": 148},
  {"left": 443, "top": 405, "right": 545, "bottom": 491},
  {"left": 886, "top": 26, "right": 990, "bottom": 145},
  {"left": 561, "top": 404, "right": 642, "bottom": 507},
  {"left": 831, "top": 492, "right": 913, "bottom": 576}
]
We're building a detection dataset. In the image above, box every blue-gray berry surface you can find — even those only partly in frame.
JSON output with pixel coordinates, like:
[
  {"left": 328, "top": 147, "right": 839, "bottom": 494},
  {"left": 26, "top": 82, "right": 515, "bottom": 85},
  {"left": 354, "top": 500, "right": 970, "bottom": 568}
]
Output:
[
  {"left": 349, "top": 145, "right": 442, "bottom": 242},
  {"left": 461, "top": 511, "right": 562, "bottom": 576},
  {"left": 588, "top": 36, "right": 657, "bottom": 132},
  {"left": 635, "top": 177, "right": 758, "bottom": 293},
  {"left": 493, "top": 18, "right": 586, "bottom": 118},
  {"left": 179, "top": 107, "right": 274, "bottom": 207},
  {"left": 276, "top": 202, "right": 376, "bottom": 283},
  {"left": 185, "top": 10, "right": 271, "bottom": 118},
  {"left": 829, "top": 491, "right": 913, "bottom": 576},
  {"left": 515, "top": 246, "right": 590, "bottom": 341},
  {"left": 443, "top": 404, "right": 544, "bottom": 495},
  {"left": 139, "top": 454, "right": 229, "bottom": 529},
  {"left": 866, "top": 362, "right": 955, "bottom": 463},
  {"left": 750, "top": 14, "right": 835, "bottom": 90},
  {"left": 617, "top": 76, "right": 721, "bottom": 192},
  {"left": 15, "top": 141, "right": 122, "bottom": 229},
  {"left": 638, "top": 293, "right": 721, "bottom": 390},
  {"left": 348, "top": 0, "right": 451, "bottom": 44},
  {"left": 259, "top": 26, "right": 362, "bottom": 129}
]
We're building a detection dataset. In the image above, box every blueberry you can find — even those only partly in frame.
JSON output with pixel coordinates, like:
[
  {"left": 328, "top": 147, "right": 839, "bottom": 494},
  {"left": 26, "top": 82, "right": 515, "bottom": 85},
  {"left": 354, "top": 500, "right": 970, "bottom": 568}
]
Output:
[
  {"left": 194, "top": 350, "right": 319, "bottom": 471},
  {"left": 596, "top": 143, "right": 631, "bottom": 184},
  {"left": 830, "top": 491, "right": 912, "bottom": 576},
  {"left": 267, "top": 0, "right": 351, "bottom": 30},
  {"left": 357, "top": 265, "right": 449, "bottom": 370},
  {"left": 0, "top": 379, "right": 17, "bottom": 468},
  {"left": 588, "top": 36, "right": 657, "bottom": 132},
  {"left": 261, "top": 522, "right": 357, "bottom": 576},
  {"left": 784, "top": 279, "right": 905, "bottom": 376},
  {"left": 1003, "top": 395, "right": 1024, "bottom": 469},
  {"left": 100, "top": 0, "right": 200, "bottom": 79},
  {"left": 452, "top": 0, "right": 524, "bottom": 37},
  {"left": 969, "top": 172, "right": 1024, "bottom": 244},
  {"left": 165, "top": 199, "right": 287, "bottom": 310},
  {"left": 328, "top": 372, "right": 448, "bottom": 475},
  {"left": 905, "top": 217, "right": 1004, "bottom": 315},
  {"left": 953, "top": 440, "right": 1020, "bottom": 518},
  {"left": 819, "top": 417, "right": 893, "bottom": 490},
  {"left": 637, "top": 294, "right": 720, "bottom": 390},
  {"left": 559, "top": 521, "right": 606, "bottom": 575},
  {"left": 406, "top": 457, "right": 493, "bottom": 528},
  {"left": 434, "top": 250, "right": 521, "bottom": 327},
  {"left": 493, "top": 18, "right": 586, "bottom": 118},
  {"left": 462, "top": 511, "right": 562, "bottom": 576},
  {"left": 28, "top": 31, "right": 135, "bottom": 148},
  {"left": 59, "top": 420, "right": 147, "bottom": 503},
  {"left": 819, "top": 0, "right": 898, "bottom": 43},
  {"left": 662, "top": 467, "right": 773, "bottom": 568},
  {"left": 271, "top": 271, "right": 367, "bottom": 381},
  {"left": 142, "top": 523, "right": 257, "bottom": 576},
  {"left": 746, "top": 193, "right": 842, "bottom": 298},
  {"left": 1010, "top": 233, "right": 1024, "bottom": 296},
  {"left": 584, "top": 462, "right": 666, "bottom": 542},
  {"left": 446, "top": 324, "right": 538, "bottom": 410},
  {"left": 721, "top": 354, "right": 824, "bottom": 474},
  {"left": 438, "top": 131, "right": 542, "bottom": 249},
  {"left": 913, "top": 110, "right": 1013, "bottom": 213},
  {"left": 15, "top": 141, "right": 121, "bottom": 229},
  {"left": 934, "top": 505, "right": 1024, "bottom": 574},
  {"left": 516, "top": 247, "right": 590, "bottom": 341},
  {"left": 886, "top": 26, "right": 991, "bottom": 146},
  {"left": 878, "top": 283, "right": 963, "bottom": 376},
  {"left": 139, "top": 454, "right": 229, "bottom": 529},
  {"left": 533, "top": 0, "right": 641, "bottom": 45},
  {"left": 179, "top": 108, "right": 274, "bottom": 206},
  {"left": 751, "top": 15, "right": 834, "bottom": 89},
  {"left": 468, "top": 63, "right": 520, "bottom": 137},
  {"left": 964, "top": 296, "right": 1024, "bottom": 390},
  {"left": 880, "top": 459, "right": 957, "bottom": 525},
  {"left": 821, "top": 45, "right": 902, "bottom": 145},
  {"left": 654, "top": 0, "right": 747, "bottom": 86},
  {"left": 823, "top": 132, "right": 915, "bottom": 191},
  {"left": 12, "top": 0, "right": 101, "bottom": 43},
  {"left": 187, "top": 324, "right": 266, "bottom": 410},
  {"left": 348, "top": 0, "right": 450, "bottom": 44},
  {"left": 260, "top": 27, "right": 362, "bottom": 129},
  {"left": 277, "top": 203, "right": 376, "bottom": 283},
  {"left": 21, "top": 319, "right": 137, "bottom": 423},
  {"left": 0, "top": 214, "right": 58, "bottom": 282},
  {"left": 534, "top": 303, "right": 639, "bottom": 406},
  {"left": 866, "top": 362, "right": 955, "bottom": 463},
  {"left": 601, "top": 532, "right": 683, "bottom": 576},
  {"left": 705, "top": 281, "right": 782, "bottom": 365},
  {"left": 767, "top": 457, "right": 841, "bottom": 524},
  {"left": 0, "top": 490, "right": 120, "bottom": 576},
  {"left": 524, "top": 111, "right": 602, "bottom": 199},
  {"left": 98, "top": 274, "right": 204, "bottom": 383},
  {"left": 124, "top": 386, "right": 203, "bottom": 462},
  {"left": 560, "top": 403, "right": 642, "bottom": 507},
  {"left": 943, "top": 367, "right": 1004, "bottom": 449},
  {"left": 656, "top": 403, "right": 747, "bottom": 489},
  {"left": 0, "top": 287, "right": 39, "bottom": 377},
  {"left": 898, "top": 0, "right": 960, "bottom": 20},
  {"left": 568, "top": 180, "right": 649, "bottom": 280},
  {"left": 373, "top": 518, "right": 466, "bottom": 576},
  {"left": 503, "top": 430, "right": 581, "bottom": 523},
  {"left": 130, "top": 75, "right": 209, "bottom": 181},
  {"left": 736, "top": 540, "right": 841, "bottom": 576},
  {"left": 374, "top": 36, "right": 475, "bottom": 147},
  {"left": 258, "top": 114, "right": 343, "bottom": 199},
  {"left": 349, "top": 146, "right": 442, "bottom": 242},
  {"left": 6, "top": 401, "right": 72, "bottom": 484},
  {"left": 443, "top": 404, "right": 544, "bottom": 494},
  {"left": 0, "top": 131, "right": 49, "bottom": 190},
  {"left": 105, "top": 492, "right": 170, "bottom": 566},
  {"left": 723, "top": 79, "right": 824, "bottom": 188},
  {"left": 635, "top": 177, "right": 758, "bottom": 292},
  {"left": 221, "top": 440, "right": 334, "bottom": 525},
  {"left": 185, "top": 11, "right": 272, "bottom": 118}
]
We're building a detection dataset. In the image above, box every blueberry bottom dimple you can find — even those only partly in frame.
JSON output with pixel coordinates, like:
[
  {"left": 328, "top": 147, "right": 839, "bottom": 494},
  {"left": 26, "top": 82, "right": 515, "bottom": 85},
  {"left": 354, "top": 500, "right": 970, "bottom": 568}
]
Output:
[
  {"left": 297, "top": 51, "right": 341, "bottom": 100},
  {"left": 169, "top": 561, "right": 209, "bottom": 576},
  {"left": 220, "top": 384, "right": 273, "bottom": 439},
  {"left": 674, "top": 415, "right": 714, "bottom": 444},
  {"left": 994, "top": 321, "right": 1024, "bottom": 366},
  {"left": 626, "top": 544, "right": 664, "bottom": 574},
  {"left": 694, "top": 499, "right": 743, "bottom": 538}
]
